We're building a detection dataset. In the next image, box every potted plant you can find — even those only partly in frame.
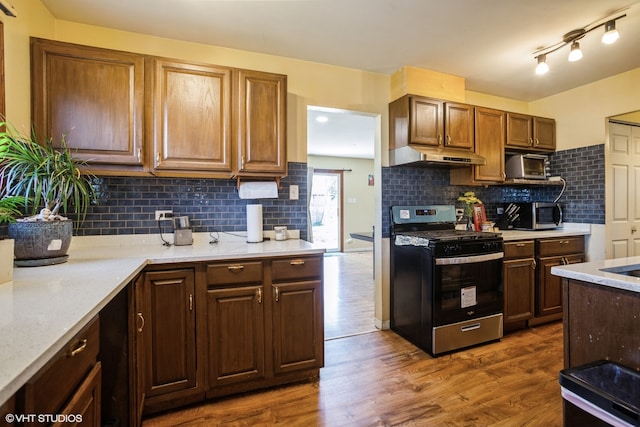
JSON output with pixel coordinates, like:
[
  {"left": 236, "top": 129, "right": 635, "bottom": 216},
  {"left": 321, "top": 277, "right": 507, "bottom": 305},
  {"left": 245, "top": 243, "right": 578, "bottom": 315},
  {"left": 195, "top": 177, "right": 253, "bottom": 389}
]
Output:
[{"left": 0, "top": 121, "right": 95, "bottom": 266}]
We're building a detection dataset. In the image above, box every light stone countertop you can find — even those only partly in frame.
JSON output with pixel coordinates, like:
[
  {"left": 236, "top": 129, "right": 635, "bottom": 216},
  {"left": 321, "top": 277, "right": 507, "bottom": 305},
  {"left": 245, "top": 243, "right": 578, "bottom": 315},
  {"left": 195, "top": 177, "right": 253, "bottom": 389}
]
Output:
[
  {"left": 0, "top": 232, "right": 324, "bottom": 407},
  {"left": 498, "top": 224, "right": 591, "bottom": 241},
  {"left": 551, "top": 256, "right": 640, "bottom": 295}
]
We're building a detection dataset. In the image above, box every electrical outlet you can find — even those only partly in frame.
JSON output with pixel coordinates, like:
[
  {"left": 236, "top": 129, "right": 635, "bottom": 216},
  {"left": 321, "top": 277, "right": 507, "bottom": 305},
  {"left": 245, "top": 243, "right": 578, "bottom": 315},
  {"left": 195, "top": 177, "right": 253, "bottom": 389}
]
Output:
[
  {"left": 497, "top": 207, "right": 504, "bottom": 215},
  {"left": 289, "top": 185, "right": 299, "bottom": 200},
  {"left": 155, "top": 210, "right": 173, "bottom": 220}
]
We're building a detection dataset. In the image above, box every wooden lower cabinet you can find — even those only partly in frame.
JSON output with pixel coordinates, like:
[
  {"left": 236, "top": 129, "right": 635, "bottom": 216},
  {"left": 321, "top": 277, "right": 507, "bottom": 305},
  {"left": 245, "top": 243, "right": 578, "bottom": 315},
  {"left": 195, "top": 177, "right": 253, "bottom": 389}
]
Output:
[
  {"left": 139, "top": 267, "right": 204, "bottom": 414},
  {"left": 21, "top": 317, "right": 101, "bottom": 427},
  {"left": 503, "top": 240, "right": 535, "bottom": 327}
]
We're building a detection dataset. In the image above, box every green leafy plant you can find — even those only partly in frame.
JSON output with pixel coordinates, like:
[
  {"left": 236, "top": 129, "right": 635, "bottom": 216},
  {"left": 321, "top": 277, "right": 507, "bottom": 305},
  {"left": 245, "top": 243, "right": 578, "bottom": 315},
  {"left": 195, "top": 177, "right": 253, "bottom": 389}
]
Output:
[
  {"left": 0, "top": 121, "right": 95, "bottom": 223},
  {"left": 0, "top": 195, "right": 26, "bottom": 224},
  {"left": 457, "top": 191, "right": 483, "bottom": 217}
]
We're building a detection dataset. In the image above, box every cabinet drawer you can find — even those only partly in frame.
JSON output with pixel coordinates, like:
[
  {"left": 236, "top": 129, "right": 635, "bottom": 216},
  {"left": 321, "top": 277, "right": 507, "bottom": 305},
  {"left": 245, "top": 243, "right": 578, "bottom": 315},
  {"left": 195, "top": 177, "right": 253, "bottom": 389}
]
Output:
[
  {"left": 537, "top": 236, "right": 584, "bottom": 257},
  {"left": 272, "top": 256, "right": 323, "bottom": 282},
  {"left": 504, "top": 240, "right": 535, "bottom": 259},
  {"left": 23, "top": 316, "right": 99, "bottom": 418},
  {"left": 207, "top": 261, "right": 263, "bottom": 285}
]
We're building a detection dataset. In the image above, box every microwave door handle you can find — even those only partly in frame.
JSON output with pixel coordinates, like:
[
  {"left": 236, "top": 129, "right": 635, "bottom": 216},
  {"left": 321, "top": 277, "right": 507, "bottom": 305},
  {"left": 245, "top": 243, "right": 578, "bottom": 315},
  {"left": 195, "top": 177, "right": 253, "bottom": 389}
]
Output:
[{"left": 555, "top": 206, "right": 563, "bottom": 225}]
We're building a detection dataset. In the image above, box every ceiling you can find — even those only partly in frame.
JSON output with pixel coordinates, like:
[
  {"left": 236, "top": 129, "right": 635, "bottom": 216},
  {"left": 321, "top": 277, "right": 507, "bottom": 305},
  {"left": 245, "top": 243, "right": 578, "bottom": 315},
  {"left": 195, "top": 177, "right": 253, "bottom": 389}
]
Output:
[{"left": 37, "top": 0, "right": 640, "bottom": 158}]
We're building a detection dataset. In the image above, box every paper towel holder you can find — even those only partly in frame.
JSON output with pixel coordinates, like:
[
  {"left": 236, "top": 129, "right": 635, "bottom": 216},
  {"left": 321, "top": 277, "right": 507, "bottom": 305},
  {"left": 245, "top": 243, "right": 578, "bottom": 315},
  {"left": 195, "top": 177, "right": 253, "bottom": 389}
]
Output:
[{"left": 236, "top": 176, "right": 281, "bottom": 190}]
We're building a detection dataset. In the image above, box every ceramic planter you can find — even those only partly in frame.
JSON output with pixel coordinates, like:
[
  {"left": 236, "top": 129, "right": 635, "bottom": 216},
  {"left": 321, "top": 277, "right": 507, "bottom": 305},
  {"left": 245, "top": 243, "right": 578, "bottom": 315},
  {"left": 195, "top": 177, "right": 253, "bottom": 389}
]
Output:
[{"left": 8, "top": 220, "right": 73, "bottom": 266}]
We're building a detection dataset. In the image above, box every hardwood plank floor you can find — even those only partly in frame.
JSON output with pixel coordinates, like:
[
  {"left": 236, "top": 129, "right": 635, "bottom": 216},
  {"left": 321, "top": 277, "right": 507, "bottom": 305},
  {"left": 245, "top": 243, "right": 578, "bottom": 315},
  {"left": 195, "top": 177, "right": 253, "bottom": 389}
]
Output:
[{"left": 143, "top": 322, "right": 564, "bottom": 426}]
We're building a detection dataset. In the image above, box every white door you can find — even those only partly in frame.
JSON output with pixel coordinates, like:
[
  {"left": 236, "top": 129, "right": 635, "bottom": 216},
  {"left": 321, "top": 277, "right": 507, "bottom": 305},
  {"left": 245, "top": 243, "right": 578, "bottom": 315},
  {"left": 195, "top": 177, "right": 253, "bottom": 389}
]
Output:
[
  {"left": 607, "top": 122, "right": 640, "bottom": 258},
  {"left": 310, "top": 171, "right": 342, "bottom": 252}
]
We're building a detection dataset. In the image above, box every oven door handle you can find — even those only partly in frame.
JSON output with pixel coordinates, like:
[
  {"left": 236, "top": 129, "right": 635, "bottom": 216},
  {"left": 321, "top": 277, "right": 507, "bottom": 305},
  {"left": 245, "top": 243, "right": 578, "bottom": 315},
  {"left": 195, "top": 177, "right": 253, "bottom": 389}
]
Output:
[{"left": 435, "top": 252, "right": 504, "bottom": 265}]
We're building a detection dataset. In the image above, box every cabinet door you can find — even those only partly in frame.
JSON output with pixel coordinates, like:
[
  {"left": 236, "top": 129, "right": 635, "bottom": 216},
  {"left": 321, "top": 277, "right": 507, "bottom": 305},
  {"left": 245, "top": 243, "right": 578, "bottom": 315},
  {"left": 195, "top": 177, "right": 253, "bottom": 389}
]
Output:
[
  {"left": 272, "top": 280, "right": 324, "bottom": 375},
  {"left": 537, "top": 254, "right": 584, "bottom": 316},
  {"left": 31, "top": 38, "right": 145, "bottom": 167},
  {"left": 503, "top": 258, "right": 535, "bottom": 323},
  {"left": 506, "top": 112, "right": 533, "bottom": 149},
  {"left": 237, "top": 70, "right": 287, "bottom": 175},
  {"left": 409, "top": 97, "right": 443, "bottom": 147},
  {"left": 207, "top": 286, "right": 265, "bottom": 387},
  {"left": 444, "top": 102, "right": 474, "bottom": 150},
  {"left": 474, "top": 107, "right": 505, "bottom": 182},
  {"left": 149, "top": 58, "right": 232, "bottom": 172},
  {"left": 130, "top": 276, "right": 146, "bottom": 426},
  {"left": 533, "top": 117, "right": 556, "bottom": 151},
  {"left": 53, "top": 362, "right": 101, "bottom": 427},
  {"left": 141, "top": 269, "right": 199, "bottom": 400}
]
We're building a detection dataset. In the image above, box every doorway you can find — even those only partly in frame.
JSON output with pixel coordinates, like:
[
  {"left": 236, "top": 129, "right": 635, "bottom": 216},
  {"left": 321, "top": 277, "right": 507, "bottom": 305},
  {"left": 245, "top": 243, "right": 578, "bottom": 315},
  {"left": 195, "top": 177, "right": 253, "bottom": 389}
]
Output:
[{"left": 310, "top": 170, "right": 343, "bottom": 252}]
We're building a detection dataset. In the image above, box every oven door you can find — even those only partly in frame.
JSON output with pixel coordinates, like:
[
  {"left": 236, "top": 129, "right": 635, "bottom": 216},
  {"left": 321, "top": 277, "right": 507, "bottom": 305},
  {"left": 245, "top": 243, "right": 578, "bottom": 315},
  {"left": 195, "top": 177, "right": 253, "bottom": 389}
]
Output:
[{"left": 431, "top": 252, "right": 504, "bottom": 326}]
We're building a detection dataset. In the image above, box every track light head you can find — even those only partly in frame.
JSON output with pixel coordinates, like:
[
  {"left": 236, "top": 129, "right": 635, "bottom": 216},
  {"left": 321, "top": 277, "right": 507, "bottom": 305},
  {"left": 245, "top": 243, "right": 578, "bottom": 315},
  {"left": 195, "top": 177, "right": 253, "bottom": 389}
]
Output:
[
  {"left": 602, "top": 20, "right": 619, "bottom": 44},
  {"left": 535, "top": 54, "right": 549, "bottom": 75},
  {"left": 568, "top": 41, "right": 583, "bottom": 62}
]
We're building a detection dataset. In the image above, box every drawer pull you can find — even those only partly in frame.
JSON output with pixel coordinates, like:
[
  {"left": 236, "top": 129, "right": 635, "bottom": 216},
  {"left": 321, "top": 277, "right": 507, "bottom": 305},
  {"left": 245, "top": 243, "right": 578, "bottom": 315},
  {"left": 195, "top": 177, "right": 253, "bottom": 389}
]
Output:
[
  {"left": 67, "top": 339, "right": 88, "bottom": 358},
  {"left": 461, "top": 323, "right": 481, "bottom": 332},
  {"left": 290, "top": 259, "right": 305, "bottom": 266},
  {"left": 516, "top": 243, "right": 525, "bottom": 247},
  {"left": 227, "top": 265, "right": 244, "bottom": 272},
  {"left": 137, "top": 312, "right": 145, "bottom": 332}
]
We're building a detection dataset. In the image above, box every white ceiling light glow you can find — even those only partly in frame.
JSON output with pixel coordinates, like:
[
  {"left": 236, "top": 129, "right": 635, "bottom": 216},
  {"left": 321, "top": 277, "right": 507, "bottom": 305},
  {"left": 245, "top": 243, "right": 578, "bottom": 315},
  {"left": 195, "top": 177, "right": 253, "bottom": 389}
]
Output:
[{"left": 532, "top": 12, "right": 626, "bottom": 75}]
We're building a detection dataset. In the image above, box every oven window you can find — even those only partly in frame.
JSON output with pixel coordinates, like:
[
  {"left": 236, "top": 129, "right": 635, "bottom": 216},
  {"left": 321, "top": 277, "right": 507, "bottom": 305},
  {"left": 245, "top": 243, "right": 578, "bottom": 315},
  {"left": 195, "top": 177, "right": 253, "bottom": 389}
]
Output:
[{"left": 433, "top": 257, "right": 503, "bottom": 325}]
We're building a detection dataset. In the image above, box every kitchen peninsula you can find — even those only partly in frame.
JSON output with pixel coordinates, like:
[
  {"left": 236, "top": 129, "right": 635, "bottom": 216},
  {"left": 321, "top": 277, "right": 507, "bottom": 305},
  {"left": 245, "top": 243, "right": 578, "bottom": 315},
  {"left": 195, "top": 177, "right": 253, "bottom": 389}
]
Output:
[{"left": 0, "top": 233, "right": 324, "bottom": 425}]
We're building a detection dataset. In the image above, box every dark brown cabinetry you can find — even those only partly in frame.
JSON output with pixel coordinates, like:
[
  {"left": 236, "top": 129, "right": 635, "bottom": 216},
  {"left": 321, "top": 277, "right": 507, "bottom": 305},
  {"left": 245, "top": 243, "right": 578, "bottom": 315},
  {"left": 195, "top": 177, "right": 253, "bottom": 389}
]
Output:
[
  {"left": 138, "top": 267, "right": 203, "bottom": 414},
  {"left": 147, "top": 57, "right": 232, "bottom": 174},
  {"left": 21, "top": 317, "right": 101, "bottom": 427},
  {"left": 237, "top": 70, "right": 287, "bottom": 176},
  {"left": 31, "top": 38, "right": 145, "bottom": 171},
  {"left": 536, "top": 237, "right": 585, "bottom": 318},
  {"left": 506, "top": 112, "right": 556, "bottom": 152},
  {"left": 451, "top": 106, "right": 505, "bottom": 185},
  {"left": 389, "top": 95, "right": 474, "bottom": 151},
  {"left": 31, "top": 38, "right": 287, "bottom": 179},
  {"left": 503, "top": 240, "right": 535, "bottom": 326}
]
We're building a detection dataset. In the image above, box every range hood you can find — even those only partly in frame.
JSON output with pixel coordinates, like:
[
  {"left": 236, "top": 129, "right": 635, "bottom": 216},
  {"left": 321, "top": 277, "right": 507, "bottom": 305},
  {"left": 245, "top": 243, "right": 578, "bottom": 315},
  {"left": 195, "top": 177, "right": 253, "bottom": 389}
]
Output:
[{"left": 390, "top": 145, "right": 486, "bottom": 167}]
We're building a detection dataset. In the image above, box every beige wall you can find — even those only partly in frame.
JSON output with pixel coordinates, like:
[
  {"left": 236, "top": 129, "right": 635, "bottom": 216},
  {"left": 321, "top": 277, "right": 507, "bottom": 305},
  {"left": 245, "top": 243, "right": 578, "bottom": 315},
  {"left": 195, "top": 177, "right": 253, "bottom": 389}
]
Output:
[{"left": 307, "top": 156, "right": 375, "bottom": 251}]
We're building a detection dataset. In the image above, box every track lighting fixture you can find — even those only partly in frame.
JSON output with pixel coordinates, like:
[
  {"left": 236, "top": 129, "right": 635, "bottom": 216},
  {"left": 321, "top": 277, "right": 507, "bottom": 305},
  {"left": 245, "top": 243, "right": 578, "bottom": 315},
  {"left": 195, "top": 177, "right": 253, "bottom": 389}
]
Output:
[{"left": 532, "top": 12, "right": 626, "bottom": 75}]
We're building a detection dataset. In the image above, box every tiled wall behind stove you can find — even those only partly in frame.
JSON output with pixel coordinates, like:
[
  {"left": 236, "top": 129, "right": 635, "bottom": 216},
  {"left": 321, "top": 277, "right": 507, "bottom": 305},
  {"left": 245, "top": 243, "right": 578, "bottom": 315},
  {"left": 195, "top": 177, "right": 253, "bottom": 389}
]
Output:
[
  {"left": 381, "top": 144, "right": 605, "bottom": 237},
  {"left": 70, "top": 162, "right": 309, "bottom": 239}
]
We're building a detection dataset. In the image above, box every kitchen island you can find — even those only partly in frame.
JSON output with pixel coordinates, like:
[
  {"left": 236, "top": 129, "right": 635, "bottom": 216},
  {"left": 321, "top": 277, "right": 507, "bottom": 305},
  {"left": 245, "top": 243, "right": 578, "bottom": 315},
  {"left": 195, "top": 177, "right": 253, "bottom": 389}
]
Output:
[{"left": 0, "top": 232, "right": 324, "bottom": 412}]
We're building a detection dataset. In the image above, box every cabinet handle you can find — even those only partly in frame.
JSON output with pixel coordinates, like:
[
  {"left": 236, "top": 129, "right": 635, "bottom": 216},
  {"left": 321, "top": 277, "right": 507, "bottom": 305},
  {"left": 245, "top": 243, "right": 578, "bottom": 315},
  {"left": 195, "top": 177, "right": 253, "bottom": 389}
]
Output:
[
  {"left": 529, "top": 138, "right": 534, "bottom": 146},
  {"left": 532, "top": 259, "right": 537, "bottom": 270},
  {"left": 241, "top": 156, "right": 245, "bottom": 169},
  {"left": 257, "top": 287, "right": 262, "bottom": 304},
  {"left": 67, "top": 338, "right": 88, "bottom": 358},
  {"left": 137, "top": 312, "right": 145, "bottom": 333},
  {"left": 227, "top": 265, "right": 244, "bottom": 272},
  {"left": 156, "top": 152, "right": 160, "bottom": 165},
  {"left": 290, "top": 259, "right": 305, "bottom": 266},
  {"left": 274, "top": 286, "right": 280, "bottom": 302},
  {"left": 189, "top": 294, "right": 193, "bottom": 311},
  {"left": 137, "top": 148, "right": 142, "bottom": 163},
  {"left": 437, "top": 134, "right": 442, "bottom": 145},
  {"left": 446, "top": 134, "right": 451, "bottom": 145},
  {"left": 535, "top": 138, "right": 540, "bottom": 146}
]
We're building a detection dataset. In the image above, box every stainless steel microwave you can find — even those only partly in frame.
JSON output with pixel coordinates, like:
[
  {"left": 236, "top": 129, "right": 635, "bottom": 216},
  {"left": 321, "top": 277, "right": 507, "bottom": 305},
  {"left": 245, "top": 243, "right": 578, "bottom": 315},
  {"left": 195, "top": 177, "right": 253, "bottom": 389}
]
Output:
[
  {"left": 505, "top": 154, "right": 549, "bottom": 180},
  {"left": 506, "top": 202, "right": 563, "bottom": 230}
]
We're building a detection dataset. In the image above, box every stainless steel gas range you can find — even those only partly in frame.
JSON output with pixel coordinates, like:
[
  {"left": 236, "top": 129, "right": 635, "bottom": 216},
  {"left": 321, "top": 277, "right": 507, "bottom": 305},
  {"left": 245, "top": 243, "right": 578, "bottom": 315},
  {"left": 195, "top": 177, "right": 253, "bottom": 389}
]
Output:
[{"left": 390, "top": 205, "right": 504, "bottom": 357}]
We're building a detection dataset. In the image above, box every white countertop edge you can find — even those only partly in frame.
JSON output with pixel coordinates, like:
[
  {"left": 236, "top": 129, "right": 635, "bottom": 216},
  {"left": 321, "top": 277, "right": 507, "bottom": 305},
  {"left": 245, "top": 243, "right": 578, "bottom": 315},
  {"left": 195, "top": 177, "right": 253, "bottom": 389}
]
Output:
[
  {"left": 499, "top": 223, "right": 591, "bottom": 241},
  {"left": 0, "top": 236, "right": 322, "bottom": 406},
  {"left": 552, "top": 255, "right": 640, "bottom": 294}
]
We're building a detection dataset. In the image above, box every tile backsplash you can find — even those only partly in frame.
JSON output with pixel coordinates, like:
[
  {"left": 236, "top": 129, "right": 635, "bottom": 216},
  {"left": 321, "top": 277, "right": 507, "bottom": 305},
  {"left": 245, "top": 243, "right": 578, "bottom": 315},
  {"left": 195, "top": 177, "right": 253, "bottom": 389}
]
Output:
[{"left": 0, "top": 145, "right": 604, "bottom": 240}]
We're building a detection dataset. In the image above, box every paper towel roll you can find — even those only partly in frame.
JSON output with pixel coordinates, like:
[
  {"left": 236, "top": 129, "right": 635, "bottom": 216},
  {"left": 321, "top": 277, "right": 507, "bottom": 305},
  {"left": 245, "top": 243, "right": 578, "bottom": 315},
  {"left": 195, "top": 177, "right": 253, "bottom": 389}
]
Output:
[
  {"left": 246, "top": 204, "right": 264, "bottom": 243},
  {"left": 238, "top": 181, "right": 279, "bottom": 199}
]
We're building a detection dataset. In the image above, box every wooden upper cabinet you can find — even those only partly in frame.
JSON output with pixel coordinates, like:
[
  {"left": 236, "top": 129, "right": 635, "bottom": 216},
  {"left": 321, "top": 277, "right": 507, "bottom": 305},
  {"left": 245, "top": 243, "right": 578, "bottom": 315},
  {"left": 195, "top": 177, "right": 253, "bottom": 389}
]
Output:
[
  {"left": 148, "top": 58, "right": 232, "bottom": 173},
  {"left": 506, "top": 112, "right": 556, "bottom": 152},
  {"left": 444, "top": 102, "right": 474, "bottom": 150},
  {"left": 30, "top": 38, "right": 145, "bottom": 169},
  {"left": 410, "top": 97, "right": 444, "bottom": 147},
  {"left": 236, "top": 70, "right": 287, "bottom": 176},
  {"left": 473, "top": 107, "right": 505, "bottom": 182},
  {"left": 533, "top": 116, "right": 556, "bottom": 151}
]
